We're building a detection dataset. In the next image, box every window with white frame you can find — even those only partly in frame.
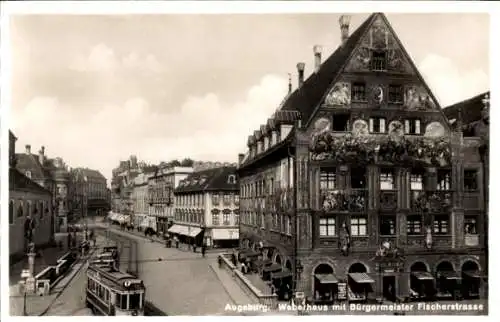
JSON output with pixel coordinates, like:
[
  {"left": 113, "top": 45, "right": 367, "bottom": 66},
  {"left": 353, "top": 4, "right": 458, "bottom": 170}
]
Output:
[
  {"left": 437, "top": 170, "right": 451, "bottom": 191},
  {"left": 434, "top": 215, "right": 449, "bottom": 234},
  {"left": 404, "top": 119, "right": 421, "bottom": 135},
  {"left": 407, "top": 215, "right": 422, "bottom": 235},
  {"left": 350, "top": 216, "right": 367, "bottom": 236},
  {"left": 319, "top": 217, "right": 336, "bottom": 237},
  {"left": 380, "top": 169, "right": 395, "bottom": 190},
  {"left": 369, "top": 117, "right": 386, "bottom": 133},
  {"left": 286, "top": 216, "right": 291, "bottom": 235},
  {"left": 320, "top": 169, "right": 336, "bottom": 191}
]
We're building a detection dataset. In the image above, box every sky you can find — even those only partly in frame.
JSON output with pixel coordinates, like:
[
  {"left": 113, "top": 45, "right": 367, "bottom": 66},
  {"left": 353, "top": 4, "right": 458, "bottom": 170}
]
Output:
[{"left": 8, "top": 13, "right": 490, "bottom": 182}]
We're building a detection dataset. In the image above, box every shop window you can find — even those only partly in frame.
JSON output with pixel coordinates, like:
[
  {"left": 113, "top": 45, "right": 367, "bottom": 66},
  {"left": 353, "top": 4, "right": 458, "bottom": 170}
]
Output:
[
  {"left": 371, "top": 51, "right": 387, "bottom": 71},
  {"left": 332, "top": 114, "right": 350, "bottom": 132},
  {"left": 369, "top": 117, "right": 386, "bottom": 133},
  {"left": 464, "top": 216, "right": 478, "bottom": 234},
  {"left": 380, "top": 169, "right": 395, "bottom": 190},
  {"left": 434, "top": 215, "right": 449, "bottom": 234},
  {"left": 388, "top": 85, "right": 404, "bottom": 104},
  {"left": 351, "top": 167, "right": 366, "bottom": 189},
  {"left": 407, "top": 215, "right": 422, "bottom": 235},
  {"left": 319, "top": 217, "right": 336, "bottom": 237},
  {"left": 379, "top": 215, "right": 396, "bottom": 236},
  {"left": 352, "top": 83, "right": 367, "bottom": 102},
  {"left": 464, "top": 170, "right": 478, "bottom": 191},
  {"left": 350, "top": 216, "right": 367, "bottom": 236}
]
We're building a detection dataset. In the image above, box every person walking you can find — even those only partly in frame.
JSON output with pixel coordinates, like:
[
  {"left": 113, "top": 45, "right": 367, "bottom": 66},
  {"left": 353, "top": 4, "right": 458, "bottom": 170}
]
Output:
[{"left": 201, "top": 244, "right": 206, "bottom": 257}]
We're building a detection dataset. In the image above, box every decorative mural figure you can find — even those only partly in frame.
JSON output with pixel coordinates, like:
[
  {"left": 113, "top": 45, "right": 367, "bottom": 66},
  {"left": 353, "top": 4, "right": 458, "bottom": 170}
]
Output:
[
  {"left": 388, "top": 121, "right": 404, "bottom": 140},
  {"left": 369, "top": 85, "right": 384, "bottom": 105},
  {"left": 309, "top": 118, "right": 331, "bottom": 159},
  {"left": 339, "top": 222, "right": 351, "bottom": 256},
  {"left": 352, "top": 119, "right": 369, "bottom": 137},
  {"left": 371, "top": 18, "right": 388, "bottom": 49},
  {"left": 425, "top": 226, "right": 433, "bottom": 249},
  {"left": 424, "top": 122, "right": 446, "bottom": 138},
  {"left": 387, "top": 48, "right": 412, "bottom": 74},
  {"left": 325, "top": 82, "right": 351, "bottom": 106},
  {"left": 346, "top": 47, "right": 371, "bottom": 71},
  {"left": 404, "top": 85, "right": 436, "bottom": 110}
]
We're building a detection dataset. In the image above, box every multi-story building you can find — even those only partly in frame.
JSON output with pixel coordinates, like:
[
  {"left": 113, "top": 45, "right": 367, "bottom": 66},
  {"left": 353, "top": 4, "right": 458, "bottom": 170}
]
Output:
[
  {"left": 110, "top": 156, "right": 140, "bottom": 223},
  {"left": 237, "top": 13, "right": 487, "bottom": 302},
  {"left": 131, "top": 166, "right": 157, "bottom": 230},
  {"left": 147, "top": 166, "right": 193, "bottom": 235},
  {"left": 9, "top": 131, "right": 54, "bottom": 261},
  {"left": 69, "top": 167, "right": 109, "bottom": 222},
  {"left": 171, "top": 166, "right": 239, "bottom": 248},
  {"left": 15, "top": 142, "right": 70, "bottom": 233}
]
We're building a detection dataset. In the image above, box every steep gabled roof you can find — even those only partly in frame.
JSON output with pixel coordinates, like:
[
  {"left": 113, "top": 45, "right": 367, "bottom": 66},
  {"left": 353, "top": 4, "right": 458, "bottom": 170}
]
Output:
[
  {"left": 10, "top": 168, "right": 51, "bottom": 195},
  {"left": 443, "top": 91, "right": 490, "bottom": 126},
  {"left": 281, "top": 13, "right": 376, "bottom": 124},
  {"left": 175, "top": 166, "right": 238, "bottom": 194},
  {"left": 15, "top": 153, "right": 50, "bottom": 181}
]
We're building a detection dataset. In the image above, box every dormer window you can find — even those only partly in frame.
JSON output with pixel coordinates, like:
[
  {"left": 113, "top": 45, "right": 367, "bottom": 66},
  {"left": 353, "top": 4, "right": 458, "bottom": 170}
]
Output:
[
  {"left": 228, "top": 175, "right": 236, "bottom": 184},
  {"left": 25, "top": 171, "right": 32, "bottom": 179},
  {"left": 371, "top": 51, "right": 387, "bottom": 71}
]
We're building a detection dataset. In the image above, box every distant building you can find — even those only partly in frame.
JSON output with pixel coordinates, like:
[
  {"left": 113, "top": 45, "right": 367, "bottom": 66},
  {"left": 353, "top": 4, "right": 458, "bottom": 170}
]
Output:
[
  {"left": 15, "top": 142, "right": 70, "bottom": 233},
  {"left": 147, "top": 166, "right": 193, "bottom": 235},
  {"left": 110, "top": 155, "right": 140, "bottom": 223},
  {"left": 131, "top": 166, "right": 157, "bottom": 230},
  {"left": 171, "top": 166, "right": 239, "bottom": 248},
  {"left": 9, "top": 130, "right": 53, "bottom": 261},
  {"left": 69, "top": 167, "right": 108, "bottom": 219}
]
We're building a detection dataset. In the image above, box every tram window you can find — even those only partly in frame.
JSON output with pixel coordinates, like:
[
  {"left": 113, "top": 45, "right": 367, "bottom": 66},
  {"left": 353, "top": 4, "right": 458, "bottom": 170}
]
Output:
[
  {"left": 105, "top": 289, "right": 109, "bottom": 302},
  {"left": 121, "top": 294, "right": 128, "bottom": 310},
  {"left": 129, "top": 293, "right": 141, "bottom": 309},
  {"left": 98, "top": 286, "right": 103, "bottom": 298}
]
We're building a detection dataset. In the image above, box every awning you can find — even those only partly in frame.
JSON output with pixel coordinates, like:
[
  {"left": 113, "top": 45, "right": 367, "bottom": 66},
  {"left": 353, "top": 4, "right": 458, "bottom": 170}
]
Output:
[
  {"left": 463, "top": 271, "right": 481, "bottom": 279},
  {"left": 438, "top": 271, "right": 461, "bottom": 280},
  {"left": 187, "top": 227, "right": 202, "bottom": 237},
  {"left": 412, "top": 272, "right": 435, "bottom": 281},
  {"left": 271, "top": 270, "right": 292, "bottom": 279},
  {"left": 348, "top": 273, "right": 375, "bottom": 284},
  {"left": 263, "top": 264, "right": 282, "bottom": 272},
  {"left": 168, "top": 225, "right": 182, "bottom": 234},
  {"left": 212, "top": 229, "right": 239, "bottom": 240},
  {"left": 315, "top": 274, "right": 339, "bottom": 284}
]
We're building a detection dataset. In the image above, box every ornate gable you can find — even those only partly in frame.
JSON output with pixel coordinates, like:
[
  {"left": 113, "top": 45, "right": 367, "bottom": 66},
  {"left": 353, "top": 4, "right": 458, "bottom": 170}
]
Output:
[{"left": 321, "top": 14, "right": 440, "bottom": 113}]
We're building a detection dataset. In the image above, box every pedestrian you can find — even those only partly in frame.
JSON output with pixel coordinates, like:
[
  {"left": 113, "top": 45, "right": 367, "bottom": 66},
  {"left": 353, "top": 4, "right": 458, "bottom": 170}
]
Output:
[
  {"left": 193, "top": 243, "right": 197, "bottom": 253},
  {"left": 201, "top": 245, "right": 206, "bottom": 257}
]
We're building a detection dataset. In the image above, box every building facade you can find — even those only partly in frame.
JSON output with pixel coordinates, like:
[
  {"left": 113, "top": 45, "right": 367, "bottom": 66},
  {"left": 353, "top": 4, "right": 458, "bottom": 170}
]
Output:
[
  {"left": 15, "top": 142, "right": 70, "bottom": 233},
  {"left": 110, "top": 156, "right": 140, "bottom": 223},
  {"left": 237, "top": 13, "right": 487, "bottom": 302},
  {"left": 69, "top": 167, "right": 109, "bottom": 222},
  {"left": 147, "top": 166, "right": 193, "bottom": 235},
  {"left": 9, "top": 131, "right": 54, "bottom": 261},
  {"left": 131, "top": 167, "right": 156, "bottom": 230},
  {"left": 170, "top": 166, "right": 239, "bottom": 248}
]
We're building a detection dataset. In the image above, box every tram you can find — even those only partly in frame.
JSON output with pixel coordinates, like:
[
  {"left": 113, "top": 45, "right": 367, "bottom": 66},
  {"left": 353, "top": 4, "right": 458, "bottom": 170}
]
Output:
[{"left": 86, "top": 264, "right": 145, "bottom": 316}]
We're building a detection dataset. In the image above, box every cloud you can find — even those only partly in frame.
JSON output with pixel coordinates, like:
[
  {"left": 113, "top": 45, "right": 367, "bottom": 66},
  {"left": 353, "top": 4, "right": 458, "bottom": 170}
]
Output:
[
  {"left": 12, "top": 74, "right": 288, "bottom": 181},
  {"left": 70, "top": 43, "right": 163, "bottom": 73},
  {"left": 418, "top": 54, "right": 489, "bottom": 107}
]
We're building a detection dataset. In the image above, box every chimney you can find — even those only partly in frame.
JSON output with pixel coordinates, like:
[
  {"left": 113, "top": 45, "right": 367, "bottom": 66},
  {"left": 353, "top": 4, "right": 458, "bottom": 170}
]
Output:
[
  {"left": 39, "top": 146, "right": 45, "bottom": 164},
  {"left": 288, "top": 73, "right": 292, "bottom": 94},
  {"left": 238, "top": 153, "right": 245, "bottom": 165},
  {"left": 25, "top": 144, "right": 31, "bottom": 154},
  {"left": 313, "top": 45, "right": 322, "bottom": 72},
  {"left": 339, "top": 15, "right": 351, "bottom": 45},
  {"left": 296, "top": 62, "right": 305, "bottom": 87}
]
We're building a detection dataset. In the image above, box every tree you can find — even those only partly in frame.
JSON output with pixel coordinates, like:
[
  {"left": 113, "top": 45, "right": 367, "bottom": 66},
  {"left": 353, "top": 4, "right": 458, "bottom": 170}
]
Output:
[
  {"left": 168, "top": 159, "right": 181, "bottom": 167},
  {"left": 180, "top": 158, "right": 194, "bottom": 167}
]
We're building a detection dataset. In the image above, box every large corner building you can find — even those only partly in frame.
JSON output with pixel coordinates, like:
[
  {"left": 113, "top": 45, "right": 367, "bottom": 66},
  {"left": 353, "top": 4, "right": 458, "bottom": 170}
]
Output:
[{"left": 237, "top": 13, "right": 487, "bottom": 302}]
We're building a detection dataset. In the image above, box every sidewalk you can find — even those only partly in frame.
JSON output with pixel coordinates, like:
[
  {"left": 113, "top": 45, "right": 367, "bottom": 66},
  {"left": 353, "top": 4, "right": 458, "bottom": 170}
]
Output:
[{"left": 9, "top": 237, "right": 102, "bottom": 316}]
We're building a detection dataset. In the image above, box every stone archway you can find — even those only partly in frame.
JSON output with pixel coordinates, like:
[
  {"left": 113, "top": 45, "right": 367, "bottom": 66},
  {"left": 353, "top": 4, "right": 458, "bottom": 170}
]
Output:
[
  {"left": 409, "top": 261, "right": 432, "bottom": 297},
  {"left": 275, "top": 254, "right": 282, "bottom": 265},
  {"left": 266, "top": 248, "right": 274, "bottom": 260},
  {"left": 313, "top": 263, "right": 336, "bottom": 301},
  {"left": 435, "top": 261, "right": 456, "bottom": 295},
  {"left": 285, "top": 259, "right": 292, "bottom": 271},
  {"left": 348, "top": 262, "right": 368, "bottom": 273},
  {"left": 410, "top": 261, "right": 430, "bottom": 272},
  {"left": 461, "top": 260, "right": 481, "bottom": 299}
]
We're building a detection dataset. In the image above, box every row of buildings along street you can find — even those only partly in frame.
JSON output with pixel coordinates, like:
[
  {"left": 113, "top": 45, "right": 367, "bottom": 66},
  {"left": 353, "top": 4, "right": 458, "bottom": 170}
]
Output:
[{"left": 8, "top": 11, "right": 490, "bottom": 316}]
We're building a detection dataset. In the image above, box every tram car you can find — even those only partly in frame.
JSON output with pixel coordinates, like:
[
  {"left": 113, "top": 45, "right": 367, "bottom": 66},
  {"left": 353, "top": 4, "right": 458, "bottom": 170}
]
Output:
[{"left": 86, "top": 264, "right": 145, "bottom": 316}]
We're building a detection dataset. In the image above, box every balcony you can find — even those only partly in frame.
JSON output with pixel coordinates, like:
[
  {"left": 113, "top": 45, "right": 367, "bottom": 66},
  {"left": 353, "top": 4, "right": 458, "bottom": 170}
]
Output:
[
  {"left": 321, "top": 189, "right": 367, "bottom": 212},
  {"left": 379, "top": 190, "right": 397, "bottom": 210},
  {"left": 411, "top": 190, "right": 452, "bottom": 213}
]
